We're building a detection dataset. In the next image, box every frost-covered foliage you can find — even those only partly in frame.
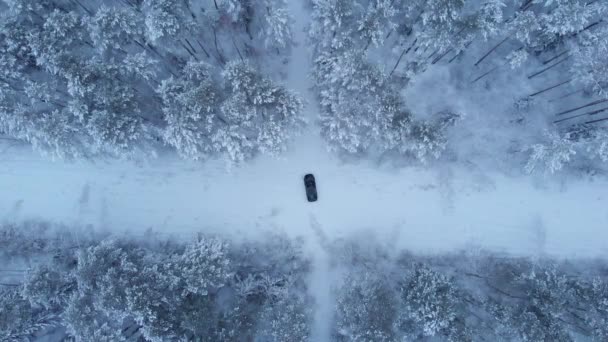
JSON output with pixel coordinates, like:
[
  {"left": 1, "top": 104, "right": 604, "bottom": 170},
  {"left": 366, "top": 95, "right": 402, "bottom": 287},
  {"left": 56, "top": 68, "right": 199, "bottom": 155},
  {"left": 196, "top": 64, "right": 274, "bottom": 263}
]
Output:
[
  {"left": 525, "top": 130, "right": 577, "bottom": 174},
  {"left": 571, "top": 25, "right": 608, "bottom": 98},
  {"left": 398, "top": 264, "right": 466, "bottom": 339},
  {"left": 525, "top": 126, "right": 608, "bottom": 174},
  {"left": 0, "top": 0, "right": 300, "bottom": 161},
  {"left": 330, "top": 240, "right": 608, "bottom": 342},
  {"left": 220, "top": 61, "right": 305, "bottom": 161},
  {"left": 309, "top": 0, "right": 504, "bottom": 162},
  {"left": 309, "top": 0, "right": 608, "bottom": 171},
  {"left": 335, "top": 270, "right": 398, "bottom": 341},
  {"left": 157, "top": 60, "right": 303, "bottom": 162},
  {"left": 0, "top": 288, "right": 60, "bottom": 341},
  {"left": 3, "top": 222, "right": 608, "bottom": 341},
  {"left": 0, "top": 221, "right": 311, "bottom": 341}
]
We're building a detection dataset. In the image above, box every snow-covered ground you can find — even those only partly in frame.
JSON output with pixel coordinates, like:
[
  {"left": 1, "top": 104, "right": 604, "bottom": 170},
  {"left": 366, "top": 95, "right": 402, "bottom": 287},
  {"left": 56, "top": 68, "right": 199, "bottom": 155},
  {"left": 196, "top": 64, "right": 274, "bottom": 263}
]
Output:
[
  {"left": 2, "top": 145, "right": 608, "bottom": 257},
  {"left": 1, "top": 2, "right": 607, "bottom": 260}
]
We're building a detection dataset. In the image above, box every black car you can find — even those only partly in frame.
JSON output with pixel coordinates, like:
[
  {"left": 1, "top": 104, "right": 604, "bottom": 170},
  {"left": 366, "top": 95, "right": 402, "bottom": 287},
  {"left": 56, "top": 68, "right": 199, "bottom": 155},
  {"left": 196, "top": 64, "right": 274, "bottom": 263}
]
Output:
[{"left": 304, "top": 174, "right": 318, "bottom": 202}]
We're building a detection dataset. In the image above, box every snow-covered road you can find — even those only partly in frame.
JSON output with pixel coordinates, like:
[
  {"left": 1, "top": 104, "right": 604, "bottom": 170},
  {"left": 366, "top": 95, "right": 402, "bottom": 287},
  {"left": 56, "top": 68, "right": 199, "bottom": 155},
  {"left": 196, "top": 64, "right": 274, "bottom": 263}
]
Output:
[
  {"left": 1, "top": 1, "right": 607, "bottom": 260},
  {"left": 2, "top": 146, "right": 608, "bottom": 257}
]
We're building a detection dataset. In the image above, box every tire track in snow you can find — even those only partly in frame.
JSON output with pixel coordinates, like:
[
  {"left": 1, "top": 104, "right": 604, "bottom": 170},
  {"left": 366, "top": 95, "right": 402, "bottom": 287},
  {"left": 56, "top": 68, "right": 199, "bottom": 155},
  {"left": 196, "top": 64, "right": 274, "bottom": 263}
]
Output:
[{"left": 286, "top": 0, "right": 334, "bottom": 339}]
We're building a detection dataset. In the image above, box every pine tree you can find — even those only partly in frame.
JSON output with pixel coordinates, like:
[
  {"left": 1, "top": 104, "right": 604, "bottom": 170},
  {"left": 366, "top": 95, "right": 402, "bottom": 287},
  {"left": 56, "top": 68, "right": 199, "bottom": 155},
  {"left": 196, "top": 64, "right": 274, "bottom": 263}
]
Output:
[
  {"left": 0, "top": 288, "right": 60, "bottom": 341},
  {"left": 417, "top": 0, "right": 466, "bottom": 52},
  {"left": 571, "top": 25, "right": 608, "bottom": 98},
  {"left": 309, "top": 0, "right": 358, "bottom": 51},
  {"left": 525, "top": 131, "right": 577, "bottom": 174},
  {"left": 88, "top": 6, "right": 145, "bottom": 54},
  {"left": 142, "top": 0, "right": 187, "bottom": 43},
  {"left": 220, "top": 60, "right": 304, "bottom": 161},
  {"left": 27, "top": 9, "right": 90, "bottom": 76},
  {"left": 22, "top": 264, "right": 74, "bottom": 310},
  {"left": 356, "top": 0, "right": 397, "bottom": 49},
  {"left": 157, "top": 60, "right": 222, "bottom": 160},
  {"left": 65, "top": 59, "right": 153, "bottom": 157},
  {"left": 397, "top": 264, "right": 468, "bottom": 340},
  {"left": 259, "top": 0, "right": 294, "bottom": 51},
  {"left": 335, "top": 270, "right": 398, "bottom": 341}
]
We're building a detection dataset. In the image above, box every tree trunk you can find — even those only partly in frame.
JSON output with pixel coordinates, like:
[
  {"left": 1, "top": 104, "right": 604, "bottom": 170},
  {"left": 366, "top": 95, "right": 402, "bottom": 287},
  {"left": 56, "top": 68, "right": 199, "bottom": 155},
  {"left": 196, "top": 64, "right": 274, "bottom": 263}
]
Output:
[
  {"left": 180, "top": 41, "right": 199, "bottom": 61},
  {"left": 232, "top": 35, "right": 244, "bottom": 62},
  {"left": 213, "top": 28, "right": 226, "bottom": 65},
  {"left": 521, "top": 0, "right": 534, "bottom": 11},
  {"left": 195, "top": 39, "right": 211, "bottom": 58},
  {"left": 389, "top": 38, "right": 417, "bottom": 77},
  {"left": 183, "top": 0, "right": 196, "bottom": 19},
  {"left": 555, "top": 99, "right": 608, "bottom": 116},
  {"left": 71, "top": 0, "right": 92, "bottom": 16},
  {"left": 474, "top": 36, "right": 509, "bottom": 67},
  {"left": 548, "top": 88, "right": 583, "bottom": 103},
  {"left": 527, "top": 56, "right": 569, "bottom": 79},
  {"left": 448, "top": 40, "right": 474, "bottom": 64},
  {"left": 471, "top": 64, "right": 501, "bottom": 84},
  {"left": 586, "top": 116, "right": 608, "bottom": 125},
  {"left": 529, "top": 79, "right": 572, "bottom": 97},
  {"left": 184, "top": 38, "right": 197, "bottom": 54},
  {"left": 542, "top": 50, "right": 568, "bottom": 65},
  {"left": 432, "top": 47, "right": 452, "bottom": 64},
  {"left": 426, "top": 48, "right": 439, "bottom": 62},
  {"left": 554, "top": 106, "right": 608, "bottom": 124}
]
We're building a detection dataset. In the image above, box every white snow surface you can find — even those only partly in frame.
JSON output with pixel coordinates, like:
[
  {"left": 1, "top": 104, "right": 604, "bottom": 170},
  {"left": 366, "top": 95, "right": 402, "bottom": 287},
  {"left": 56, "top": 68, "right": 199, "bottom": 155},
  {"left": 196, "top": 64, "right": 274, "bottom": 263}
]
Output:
[
  {"left": 2, "top": 145, "right": 608, "bottom": 257},
  {"left": 0, "top": 1, "right": 607, "bottom": 259}
]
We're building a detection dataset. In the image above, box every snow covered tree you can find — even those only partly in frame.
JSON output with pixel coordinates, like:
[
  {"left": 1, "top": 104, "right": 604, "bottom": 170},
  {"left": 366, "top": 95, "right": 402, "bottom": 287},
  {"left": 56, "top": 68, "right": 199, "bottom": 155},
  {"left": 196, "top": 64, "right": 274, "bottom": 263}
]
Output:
[
  {"left": 88, "top": 6, "right": 145, "bottom": 54},
  {"left": 571, "top": 25, "right": 608, "bottom": 98},
  {"left": 157, "top": 60, "right": 222, "bottom": 159},
  {"left": 525, "top": 131, "right": 577, "bottom": 174},
  {"left": 159, "top": 59, "right": 304, "bottom": 163},
  {"left": 64, "top": 293, "right": 127, "bottom": 341},
  {"left": 309, "top": 0, "right": 359, "bottom": 51},
  {"left": 0, "top": 220, "right": 73, "bottom": 261},
  {"left": 258, "top": 288, "right": 311, "bottom": 342},
  {"left": 125, "top": 237, "right": 232, "bottom": 340},
  {"left": 259, "top": 0, "right": 294, "bottom": 51},
  {"left": 142, "top": 0, "right": 188, "bottom": 43},
  {"left": 416, "top": 0, "right": 466, "bottom": 52},
  {"left": 219, "top": 60, "right": 304, "bottom": 161},
  {"left": 335, "top": 270, "right": 398, "bottom": 341},
  {"left": 586, "top": 278, "right": 608, "bottom": 340},
  {"left": 516, "top": 266, "right": 577, "bottom": 340},
  {"left": 586, "top": 129, "right": 608, "bottom": 163},
  {"left": 0, "top": 288, "right": 60, "bottom": 341},
  {"left": 473, "top": 0, "right": 506, "bottom": 40},
  {"left": 64, "top": 238, "right": 142, "bottom": 341},
  {"left": 27, "top": 9, "right": 90, "bottom": 76},
  {"left": 64, "top": 58, "right": 155, "bottom": 157},
  {"left": 0, "top": 0, "right": 297, "bottom": 161},
  {"left": 397, "top": 264, "right": 469, "bottom": 340},
  {"left": 175, "top": 236, "right": 232, "bottom": 296},
  {"left": 314, "top": 49, "right": 396, "bottom": 153},
  {"left": 538, "top": 0, "right": 600, "bottom": 37},
  {"left": 483, "top": 263, "right": 582, "bottom": 341},
  {"left": 229, "top": 233, "right": 312, "bottom": 341},
  {"left": 0, "top": 14, "right": 37, "bottom": 79},
  {"left": 509, "top": 0, "right": 606, "bottom": 54},
  {"left": 510, "top": 10, "right": 541, "bottom": 47},
  {"left": 356, "top": 0, "right": 397, "bottom": 49},
  {"left": 22, "top": 264, "right": 74, "bottom": 310}
]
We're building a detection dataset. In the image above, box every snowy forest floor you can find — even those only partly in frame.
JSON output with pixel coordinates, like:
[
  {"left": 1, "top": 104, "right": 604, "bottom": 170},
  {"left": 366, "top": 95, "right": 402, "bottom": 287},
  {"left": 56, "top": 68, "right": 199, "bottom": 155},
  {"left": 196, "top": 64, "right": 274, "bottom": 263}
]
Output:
[{"left": 1, "top": 1, "right": 608, "bottom": 259}]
